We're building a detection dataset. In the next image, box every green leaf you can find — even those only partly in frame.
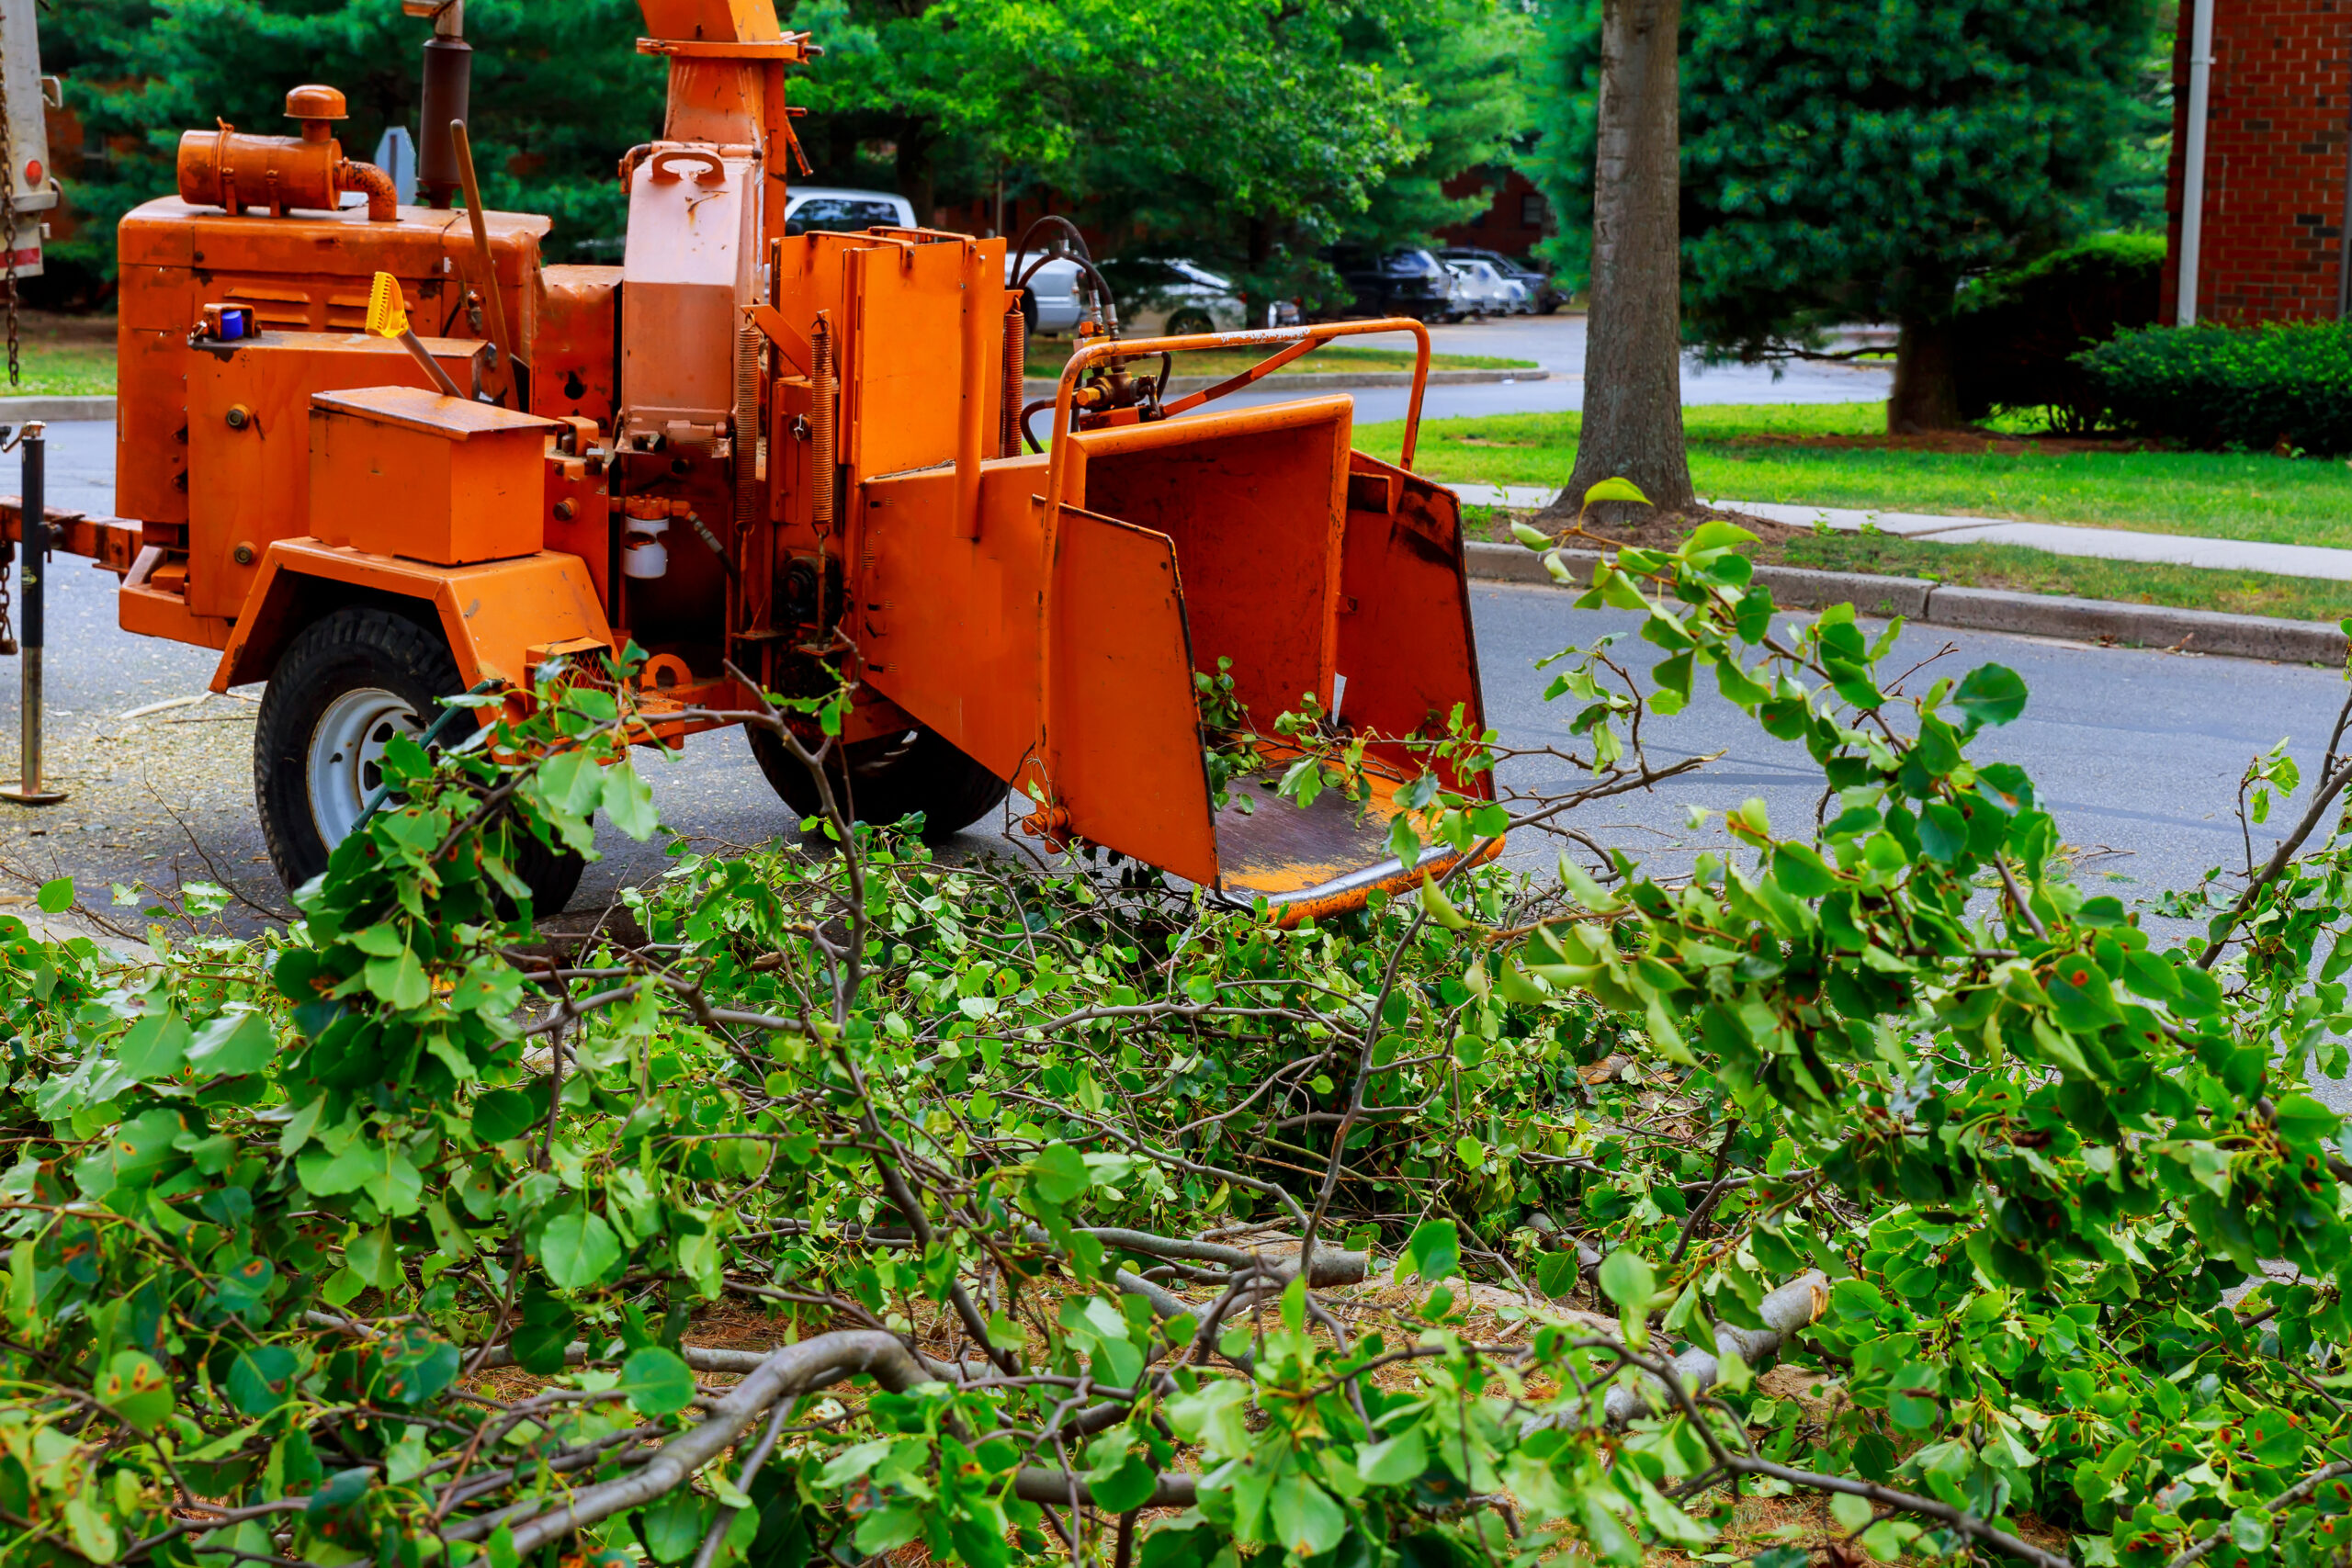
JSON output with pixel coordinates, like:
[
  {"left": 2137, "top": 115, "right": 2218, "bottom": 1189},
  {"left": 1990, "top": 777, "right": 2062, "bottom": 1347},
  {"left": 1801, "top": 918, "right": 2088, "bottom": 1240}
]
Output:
[
  {"left": 364, "top": 946, "right": 431, "bottom": 1011},
  {"left": 1684, "top": 519, "right": 1758, "bottom": 553},
  {"left": 1268, "top": 1473, "right": 1345, "bottom": 1557},
  {"left": 187, "top": 1013, "right": 277, "bottom": 1078},
  {"left": 36, "top": 876, "right": 73, "bottom": 914},
  {"left": 1398, "top": 1219, "right": 1459, "bottom": 1284},
  {"left": 540, "top": 1207, "right": 622, "bottom": 1289},
  {"left": 1829, "top": 1493, "right": 1875, "bottom": 1532},
  {"left": 1598, "top": 1248, "right": 1656, "bottom": 1310},
  {"left": 618, "top": 1345, "right": 695, "bottom": 1416},
  {"left": 637, "top": 1490, "right": 711, "bottom": 1564},
  {"left": 1952, "top": 664, "right": 2029, "bottom": 728},
  {"left": 511, "top": 1290, "right": 576, "bottom": 1374},
  {"left": 1510, "top": 520, "right": 1552, "bottom": 549},
  {"left": 118, "top": 1007, "right": 191, "bottom": 1081},
  {"left": 472, "top": 1086, "right": 543, "bottom": 1145},
  {"left": 1581, "top": 476, "right": 1654, "bottom": 511},
  {"left": 854, "top": 1506, "right": 923, "bottom": 1555},
  {"left": 1357, "top": 1427, "right": 1428, "bottom": 1485},
  {"left": 1026, "top": 1143, "right": 1091, "bottom": 1205},
  {"left": 97, "top": 1349, "right": 175, "bottom": 1430},
  {"left": 2272, "top": 1093, "right": 2337, "bottom": 1146},
  {"left": 602, "top": 763, "right": 659, "bottom": 840},
  {"left": 1088, "top": 1451, "right": 1159, "bottom": 1512},
  {"left": 228, "top": 1346, "right": 301, "bottom": 1417}
]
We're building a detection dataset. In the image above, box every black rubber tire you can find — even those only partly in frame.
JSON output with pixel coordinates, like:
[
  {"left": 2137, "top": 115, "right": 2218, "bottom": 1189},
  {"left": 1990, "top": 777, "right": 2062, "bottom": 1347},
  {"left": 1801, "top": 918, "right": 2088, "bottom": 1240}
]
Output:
[
  {"left": 254, "top": 605, "right": 585, "bottom": 914},
  {"left": 1166, "top": 308, "right": 1216, "bottom": 337},
  {"left": 747, "top": 723, "right": 1008, "bottom": 842}
]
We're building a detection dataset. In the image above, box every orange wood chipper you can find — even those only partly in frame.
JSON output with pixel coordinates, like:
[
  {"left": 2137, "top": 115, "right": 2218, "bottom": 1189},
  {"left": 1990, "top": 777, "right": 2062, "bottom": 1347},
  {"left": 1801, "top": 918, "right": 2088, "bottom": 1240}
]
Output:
[{"left": 26, "top": 0, "right": 1491, "bottom": 919}]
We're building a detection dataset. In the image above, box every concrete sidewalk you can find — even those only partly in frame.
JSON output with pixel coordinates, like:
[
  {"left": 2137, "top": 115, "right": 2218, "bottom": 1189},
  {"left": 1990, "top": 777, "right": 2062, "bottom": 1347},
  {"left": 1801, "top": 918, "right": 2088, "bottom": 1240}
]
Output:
[{"left": 1447, "top": 484, "right": 2352, "bottom": 582}]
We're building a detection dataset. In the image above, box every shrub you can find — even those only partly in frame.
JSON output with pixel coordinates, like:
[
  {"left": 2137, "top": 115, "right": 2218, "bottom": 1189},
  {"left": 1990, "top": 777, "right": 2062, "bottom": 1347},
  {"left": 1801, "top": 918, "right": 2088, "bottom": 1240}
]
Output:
[
  {"left": 2080, "top": 318, "right": 2352, "bottom": 454},
  {"left": 1951, "top": 232, "right": 2165, "bottom": 432}
]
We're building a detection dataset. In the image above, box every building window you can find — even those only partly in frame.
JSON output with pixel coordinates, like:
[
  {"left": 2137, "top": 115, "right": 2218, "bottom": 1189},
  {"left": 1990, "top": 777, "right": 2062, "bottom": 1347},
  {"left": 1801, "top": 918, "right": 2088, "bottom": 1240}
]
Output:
[{"left": 1521, "top": 192, "right": 1549, "bottom": 229}]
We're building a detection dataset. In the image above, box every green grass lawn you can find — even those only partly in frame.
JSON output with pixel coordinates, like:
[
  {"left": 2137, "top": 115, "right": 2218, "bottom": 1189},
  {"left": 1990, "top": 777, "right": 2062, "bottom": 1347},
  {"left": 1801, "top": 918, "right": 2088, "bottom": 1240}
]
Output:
[
  {"left": 1363, "top": 403, "right": 2352, "bottom": 548},
  {"left": 4, "top": 333, "right": 111, "bottom": 398},
  {"left": 1026, "top": 342, "right": 1537, "bottom": 378},
  {"left": 1464, "top": 504, "right": 2352, "bottom": 625}
]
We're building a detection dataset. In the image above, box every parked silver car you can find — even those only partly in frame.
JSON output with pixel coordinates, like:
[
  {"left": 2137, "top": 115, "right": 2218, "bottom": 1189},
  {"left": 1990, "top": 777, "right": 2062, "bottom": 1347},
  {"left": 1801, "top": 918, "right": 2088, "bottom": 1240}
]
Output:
[
  {"left": 1102, "top": 255, "right": 1299, "bottom": 335},
  {"left": 780, "top": 186, "right": 1088, "bottom": 334},
  {"left": 1442, "top": 257, "right": 1526, "bottom": 320}
]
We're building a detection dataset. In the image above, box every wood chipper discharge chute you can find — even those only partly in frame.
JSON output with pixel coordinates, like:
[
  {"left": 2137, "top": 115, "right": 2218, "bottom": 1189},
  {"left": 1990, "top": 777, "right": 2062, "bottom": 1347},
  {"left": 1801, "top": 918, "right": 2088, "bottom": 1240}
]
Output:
[{"left": 21, "top": 0, "right": 1493, "bottom": 921}]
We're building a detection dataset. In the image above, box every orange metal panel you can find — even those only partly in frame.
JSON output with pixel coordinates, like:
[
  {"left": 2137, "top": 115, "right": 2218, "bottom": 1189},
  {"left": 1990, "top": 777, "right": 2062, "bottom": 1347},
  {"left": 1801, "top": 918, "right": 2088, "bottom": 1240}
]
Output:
[
  {"left": 309, "top": 388, "right": 555, "bottom": 567},
  {"left": 185, "top": 333, "right": 492, "bottom": 618},
  {"left": 212, "top": 541, "right": 612, "bottom": 694},
  {"left": 124, "top": 581, "right": 232, "bottom": 650},
  {"left": 1337, "top": 454, "right": 1493, "bottom": 798},
  {"left": 621, "top": 148, "right": 758, "bottom": 434},
  {"left": 854, "top": 461, "right": 1047, "bottom": 784},
  {"left": 1044, "top": 506, "right": 1219, "bottom": 886},
  {"left": 637, "top": 0, "right": 783, "bottom": 41},
  {"left": 534, "top": 265, "right": 619, "bottom": 426},
  {"left": 842, "top": 238, "right": 1002, "bottom": 479},
  {"left": 1072, "top": 396, "right": 1353, "bottom": 733}
]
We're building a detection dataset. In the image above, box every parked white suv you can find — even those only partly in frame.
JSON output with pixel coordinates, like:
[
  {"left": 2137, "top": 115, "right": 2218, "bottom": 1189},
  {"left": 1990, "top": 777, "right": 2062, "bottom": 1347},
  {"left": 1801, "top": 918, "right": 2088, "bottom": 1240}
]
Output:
[{"left": 780, "top": 186, "right": 1087, "bottom": 334}]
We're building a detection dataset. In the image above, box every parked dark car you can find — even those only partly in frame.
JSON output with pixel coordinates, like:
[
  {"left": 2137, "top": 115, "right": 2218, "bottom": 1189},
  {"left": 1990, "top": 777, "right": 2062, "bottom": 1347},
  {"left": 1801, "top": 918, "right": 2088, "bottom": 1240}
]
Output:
[
  {"left": 1310, "top": 247, "right": 1459, "bottom": 322},
  {"left": 1437, "top": 246, "right": 1566, "bottom": 314}
]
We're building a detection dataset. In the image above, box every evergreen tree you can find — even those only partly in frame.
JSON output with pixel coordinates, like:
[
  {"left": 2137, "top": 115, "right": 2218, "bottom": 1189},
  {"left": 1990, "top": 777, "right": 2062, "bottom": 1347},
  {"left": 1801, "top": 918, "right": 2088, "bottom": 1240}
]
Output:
[{"left": 1530, "top": 0, "right": 2156, "bottom": 430}]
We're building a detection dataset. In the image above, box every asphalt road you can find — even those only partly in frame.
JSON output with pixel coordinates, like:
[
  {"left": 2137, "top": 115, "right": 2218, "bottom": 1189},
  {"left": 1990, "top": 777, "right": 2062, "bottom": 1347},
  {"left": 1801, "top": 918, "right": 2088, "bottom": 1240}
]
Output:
[{"left": 1215, "top": 312, "right": 1894, "bottom": 424}]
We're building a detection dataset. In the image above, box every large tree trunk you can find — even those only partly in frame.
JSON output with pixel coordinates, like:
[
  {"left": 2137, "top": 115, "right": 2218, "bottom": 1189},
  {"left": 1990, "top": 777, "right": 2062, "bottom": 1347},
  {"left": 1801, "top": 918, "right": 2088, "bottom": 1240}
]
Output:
[
  {"left": 1547, "top": 0, "right": 1695, "bottom": 525},
  {"left": 1886, "top": 314, "right": 1963, "bottom": 433}
]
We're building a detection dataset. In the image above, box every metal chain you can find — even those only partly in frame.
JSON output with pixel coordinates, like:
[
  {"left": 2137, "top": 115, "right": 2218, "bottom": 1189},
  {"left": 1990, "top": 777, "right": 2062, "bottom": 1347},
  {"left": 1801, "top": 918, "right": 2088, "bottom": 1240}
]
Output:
[{"left": 0, "top": 26, "right": 20, "bottom": 389}]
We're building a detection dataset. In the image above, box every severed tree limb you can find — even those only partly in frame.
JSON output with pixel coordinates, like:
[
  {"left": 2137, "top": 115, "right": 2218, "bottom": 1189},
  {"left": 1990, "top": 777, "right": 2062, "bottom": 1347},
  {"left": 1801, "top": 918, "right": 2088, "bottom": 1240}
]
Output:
[
  {"left": 447, "top": 1331, "right": 933, "bottom": 1549},
  {"left": 1601, "top": 1270, "right": 1830, "bottom": 1425}
]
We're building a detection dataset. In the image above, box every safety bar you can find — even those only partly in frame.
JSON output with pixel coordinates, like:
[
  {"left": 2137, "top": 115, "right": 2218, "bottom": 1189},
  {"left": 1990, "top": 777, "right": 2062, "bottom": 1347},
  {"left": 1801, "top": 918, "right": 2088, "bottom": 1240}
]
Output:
[{"left": 1040, "top": 316, "right": 1432, "bottom": 525}]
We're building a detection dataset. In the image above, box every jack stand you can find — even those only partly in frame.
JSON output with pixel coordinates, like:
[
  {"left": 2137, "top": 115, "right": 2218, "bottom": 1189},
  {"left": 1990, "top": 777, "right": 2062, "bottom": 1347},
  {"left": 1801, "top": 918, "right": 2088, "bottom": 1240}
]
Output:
[{"left": 0, "top": 422, "right": 64, "bottom": 807}]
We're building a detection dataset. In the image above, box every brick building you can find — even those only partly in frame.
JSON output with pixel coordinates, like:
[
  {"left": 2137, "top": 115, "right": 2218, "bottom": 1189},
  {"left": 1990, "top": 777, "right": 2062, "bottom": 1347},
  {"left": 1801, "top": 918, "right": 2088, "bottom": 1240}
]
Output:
[
  {"left": 2163, "top": 0, "right": 2352, "bottom": 322},
  {"left": 1435, "top": 166, "right": 1553, "bottom": 258}
]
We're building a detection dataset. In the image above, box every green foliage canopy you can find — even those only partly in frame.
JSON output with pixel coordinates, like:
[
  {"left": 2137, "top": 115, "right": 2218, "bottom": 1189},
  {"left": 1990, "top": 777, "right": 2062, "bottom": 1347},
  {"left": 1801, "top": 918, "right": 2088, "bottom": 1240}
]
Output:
[{"left": 40, "top": 0, "right": 1528, "bottom": 302}]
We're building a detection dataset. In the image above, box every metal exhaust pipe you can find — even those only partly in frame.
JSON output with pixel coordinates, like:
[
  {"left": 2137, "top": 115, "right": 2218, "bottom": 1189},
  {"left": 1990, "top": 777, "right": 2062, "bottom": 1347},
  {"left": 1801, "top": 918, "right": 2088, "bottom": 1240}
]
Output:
[{"left": 415, "top": 1, "right": 470, "bottom": 209}]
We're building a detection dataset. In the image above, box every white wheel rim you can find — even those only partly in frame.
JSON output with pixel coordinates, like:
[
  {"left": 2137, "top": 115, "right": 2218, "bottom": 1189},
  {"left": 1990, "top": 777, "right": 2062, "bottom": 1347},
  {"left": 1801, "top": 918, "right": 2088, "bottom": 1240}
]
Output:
[{"left": 308, "top": 687, "right": 422, "bottom": 849}]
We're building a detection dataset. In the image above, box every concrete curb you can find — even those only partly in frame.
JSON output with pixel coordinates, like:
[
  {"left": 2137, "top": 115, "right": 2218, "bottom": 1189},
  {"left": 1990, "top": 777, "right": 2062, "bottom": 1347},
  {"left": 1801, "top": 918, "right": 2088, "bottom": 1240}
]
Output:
[
  {"left": 1022, "top": 367, "right": 1545, "bottom": 398},
  {"left": 0, "top": 394, "right": 115, "bottom": 423},
  {"left": 1463, "top": 541, "right": 2349, "bottom": 666}
]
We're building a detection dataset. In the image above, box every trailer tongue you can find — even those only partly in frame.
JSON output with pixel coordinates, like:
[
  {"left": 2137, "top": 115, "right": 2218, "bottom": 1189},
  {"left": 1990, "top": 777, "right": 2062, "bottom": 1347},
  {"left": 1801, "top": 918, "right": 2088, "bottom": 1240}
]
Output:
[{"left": 10, "top": 0, "right": 1495, "bottom": 919}]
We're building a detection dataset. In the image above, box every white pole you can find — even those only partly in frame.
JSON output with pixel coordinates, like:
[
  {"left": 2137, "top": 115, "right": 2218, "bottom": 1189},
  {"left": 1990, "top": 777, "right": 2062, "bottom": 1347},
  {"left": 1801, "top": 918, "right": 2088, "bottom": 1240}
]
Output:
[{"left": 2177, "top": 0, "right": 2217, "bottom": 325}]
